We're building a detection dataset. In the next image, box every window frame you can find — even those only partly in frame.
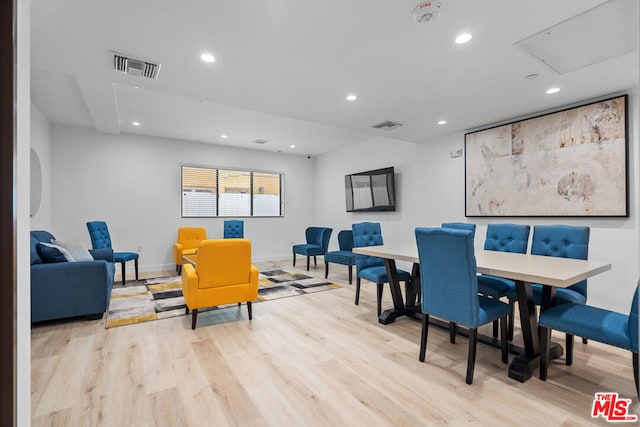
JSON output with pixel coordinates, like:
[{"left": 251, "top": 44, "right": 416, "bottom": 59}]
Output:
[{"left": 181, "top": 164, "right": 284, "bottom": 218}]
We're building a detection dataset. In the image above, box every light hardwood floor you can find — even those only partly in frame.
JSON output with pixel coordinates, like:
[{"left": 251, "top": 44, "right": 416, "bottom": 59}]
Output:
[{"left": 32, "top": 260, "right": 638, "bottom": 426}]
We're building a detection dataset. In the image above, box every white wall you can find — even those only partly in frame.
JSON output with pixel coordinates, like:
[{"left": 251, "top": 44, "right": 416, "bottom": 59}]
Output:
[
  {"left": 17, "top": 0, "right": 31, "bottom": 424},
  {"left": 49, "top": 125, "right": 316, "bottom": 273},
  {"left": 30, "top": 104, "right": 51, "bottom": 230},
  {"left": 314, "top": 90, "right": 639, "bottom": 314}
]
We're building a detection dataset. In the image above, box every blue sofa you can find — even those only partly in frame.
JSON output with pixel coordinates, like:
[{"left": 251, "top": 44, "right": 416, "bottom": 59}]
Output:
[{"left": 30, "top": 230, "right": 115, "bottom": 322}]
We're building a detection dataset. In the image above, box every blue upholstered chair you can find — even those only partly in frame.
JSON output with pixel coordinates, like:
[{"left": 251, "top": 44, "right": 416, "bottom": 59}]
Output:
[
  {"left": 352, "top": 222, "right": 411, "bottom": 317},
  {"left": 441, "top": 222, "right": 476, "bottom": 342},
  {"left": 506, "top": 225, "right": 590, "bottom": 342},
  {"left": 477, "top": 224, "right": 531, "bottom": 339},
  {"left": 224, "top": 220, "right": 244, "bottom": 238},
  {"left": 324, "top": 230, "right": 356, "bottom": 284},
  {"left": 292, "top": 227, "right": 333, "bottom": 271},
  {"left": 87, "top": 221, "right": 138, "bottom": 286},
  {"left": 442, "top": 222, "right": 476, "bottom": 238},
  {"left": 415, "top": 227, "right": 509, "bottom": 385},
  {"left": 539, "top": 284, "right": 638, "bottom": 397}
]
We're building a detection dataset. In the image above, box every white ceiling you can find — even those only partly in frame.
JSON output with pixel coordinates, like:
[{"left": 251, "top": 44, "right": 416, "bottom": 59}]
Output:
[{"left": 30, "top": 0, "right": 639, "bottom": 157}]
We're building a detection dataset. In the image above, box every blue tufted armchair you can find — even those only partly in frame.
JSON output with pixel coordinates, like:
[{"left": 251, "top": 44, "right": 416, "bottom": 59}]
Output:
[
  {"left": 324, "top": 230, "right": 356, "bottom": 284},
  {"left": 224, "top": 220, "right": 244, "bottom": 238},
  {"left": 352, "top": 222, "right": 411, "bottom": 317},
  {"left": 477, "top": 224, "right": 531, "bottom": 340},
  {"left": 506, "top": 224, "right": 590, "bottom": 343},
  {"left": 87, "top": 221, "right": 139, "bottom": 286},
  {"left": 292, "top": 227, "right": 333, "bottom": 271}
]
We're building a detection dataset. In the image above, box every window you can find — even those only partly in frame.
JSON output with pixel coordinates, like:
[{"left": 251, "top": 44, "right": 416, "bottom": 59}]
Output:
[{"left": 181, "top": 165, "right": 283, "bottom": 217}]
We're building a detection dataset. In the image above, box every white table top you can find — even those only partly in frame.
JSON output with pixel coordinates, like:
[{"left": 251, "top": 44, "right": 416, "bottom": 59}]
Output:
[{"left": 353, "top": 244, "right": 612, "bottom": 288}]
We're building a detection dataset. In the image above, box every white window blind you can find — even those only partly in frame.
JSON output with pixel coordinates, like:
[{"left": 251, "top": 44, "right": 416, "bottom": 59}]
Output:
[{"left": 181, "top": 166, "right": 283, "bottom": 217}]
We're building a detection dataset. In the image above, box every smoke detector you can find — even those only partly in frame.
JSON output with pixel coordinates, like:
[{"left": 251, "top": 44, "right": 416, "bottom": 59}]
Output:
[
  {"left": 412, "top": 1, "right": 442, "bottom": 23},
  {"left": 110, "top": 51, "right": 161, "bottom": 80}
]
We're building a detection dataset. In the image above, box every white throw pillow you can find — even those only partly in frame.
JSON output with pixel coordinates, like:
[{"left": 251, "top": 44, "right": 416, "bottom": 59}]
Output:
[
  {"left": 39, "top": 242, "right": 75, "bottom": 262},
  {"left": 52, "top": 239, "right": 94, "bottom": 262}
]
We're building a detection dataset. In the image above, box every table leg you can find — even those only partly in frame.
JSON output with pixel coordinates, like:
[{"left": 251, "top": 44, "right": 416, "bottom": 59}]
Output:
[
  {"left": 508, "top": 281, "right": 563, "bottom": 382},
  {"left": 379, "top": 258, "right": 406, "bottom": 324}
]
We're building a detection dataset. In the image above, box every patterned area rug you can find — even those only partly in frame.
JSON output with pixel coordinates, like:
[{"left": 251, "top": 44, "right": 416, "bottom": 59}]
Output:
[{"left": 106, "top": 267, "right": 340, "bottom": 328}]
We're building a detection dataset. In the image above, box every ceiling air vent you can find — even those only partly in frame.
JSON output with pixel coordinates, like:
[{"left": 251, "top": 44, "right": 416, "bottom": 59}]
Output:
[
  {"left": 254, "top": 139, "right": 269, "bottom": 145},
  {"left": 372, "top": 120, "right": 403, "bottom": 131},
  {"left": 110, "top": 51, "right": 161, "bottom": 80}
]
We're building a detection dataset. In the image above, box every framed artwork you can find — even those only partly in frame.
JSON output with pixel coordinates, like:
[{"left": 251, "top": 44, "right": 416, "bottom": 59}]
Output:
[{"left": 465, "top": 94, "right": 628, "bottom": 217}]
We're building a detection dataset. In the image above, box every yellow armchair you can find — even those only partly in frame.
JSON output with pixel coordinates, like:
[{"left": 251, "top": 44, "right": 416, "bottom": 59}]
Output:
[
  {"left": 173, "top": 227, "right": 207, "bottom": 274},
  {"left": 182, "top": 238, "right": 259, "bottom": 329}
]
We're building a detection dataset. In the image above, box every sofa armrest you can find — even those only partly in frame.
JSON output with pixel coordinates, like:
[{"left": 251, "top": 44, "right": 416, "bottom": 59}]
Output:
[
  {"left": 31, "top": 260, "right": 115, "bottom": 322},
  {"left": 90, "top": 248, "right": 114, "bottom": 262}
]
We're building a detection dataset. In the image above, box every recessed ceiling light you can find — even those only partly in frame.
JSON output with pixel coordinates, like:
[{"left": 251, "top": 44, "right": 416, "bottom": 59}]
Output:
[
  {"left": 221, "top": 134, "right": 228, "bottom": 139},
  {"left": 290, "top": 144, "right": 296, "bottom": 149},
  {"left": 200, "top": 53, "right": 216, "bottom": 63},
  {"left": 437, "top": 120, "right": 447, "bottom": 125},
  {"left": 455, "top": 33, "right": 472, "bottom": 44},
  {"left": 346, "top": 94, "right": 358, "bottom": 101},
  {"left": 546, "top": 87, "right": 561, "bottom": 94},
  {"left": 132, "top": 121, "right": 140, "bottom": 126}
]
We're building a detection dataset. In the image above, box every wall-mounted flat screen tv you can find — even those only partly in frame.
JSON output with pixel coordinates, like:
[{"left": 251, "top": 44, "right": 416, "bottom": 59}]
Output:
[{"left": 345, "top": 167, "right": 396, "bottom": 212}]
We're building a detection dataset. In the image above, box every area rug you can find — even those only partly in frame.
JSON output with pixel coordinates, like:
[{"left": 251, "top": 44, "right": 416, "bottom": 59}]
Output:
[{"left": 105, "top": 268, "right": 340, "bottom": 328}]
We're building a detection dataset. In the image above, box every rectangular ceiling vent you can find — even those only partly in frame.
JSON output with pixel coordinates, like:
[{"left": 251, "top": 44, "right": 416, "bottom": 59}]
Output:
[
  {"left": 254, "top": 139, "right": 269, "bottom": 145},
  {"left": 372, "top": 120, "right": 402, "bottom": 131},
  {"left": 110, "top": 51, "right": 161, "bottom": 80}
]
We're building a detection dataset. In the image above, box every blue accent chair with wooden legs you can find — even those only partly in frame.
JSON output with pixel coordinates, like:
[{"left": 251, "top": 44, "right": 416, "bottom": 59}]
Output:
[
  {"left": 441, "top": 222, "right": 476, "bottom": 343},
  {"left": 477, "top": 224, "right": 531, "bottom": 340},
  {"left": 292, "top": 227, "right": 332, "bottom": 271},
  {"left": 87, "top": 221, "right": 139, "bottom": 286},
  {"left": 324, "top": 230, "right": 356, "bottom": 284},
  {"left": 506, "top": 225, "right": 590, "bottom": 344},
  {"left": 224, "top": 220, "right": 244, "bottom": 238},
  {"left": 352, "top": 222, "right": 411, "bottom": 317},
  {"left": 539, "top": 284, "right": 638, "bottom": 397},
  {"left": 415, "top": 227, "right": 509, "bottom": 385}
]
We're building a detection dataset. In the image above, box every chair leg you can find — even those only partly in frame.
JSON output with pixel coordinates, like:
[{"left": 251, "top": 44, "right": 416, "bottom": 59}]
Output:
[
  {"left": 507, "top": 300, "right": 515, "bottom": 342},
  {"left": 540, "top": 326, "right": 551, "bottom": 381},
  {"left": 185, "top": 306, "right": 190, "bottom": 314},
  {"left": 492, "top": 320, "right": 498, "bottom": 338},
  {"left": 376, "top": 283, "right": 383, "bottom": 317},
  {"left": 247, "top": 301, "right": 253, "bottom": 320},
  {"left": 348, "top": 265, "right": 353, "bottom": 284},
  {"left": 355, "top": 277, "right": 361, "bottom": 305},
  {"left": 177, "top": 264, "right": 182, "bottom": 275},
  {"left": 306, "top": 256, "right": 310, "bottom": 271},
  {"left": 134, "top": 258, "right": 139, "bottom": 281},
  {"left": 419, "top": 314, "right": 429, "bottom": 362},
  {"left": 325, "top": 262, "right": 329, "bottom": 279},
  {"left": 191, "top": 308, "right": 198, "bottom": 330},
  {"left": 466, "top": 328, "right": 478, "bottom": 385},
  {"left": 292, "top": 251, "right": 296, "bottom": 267},
  {"left": 120, "top": 261, "right": 126, "bottom": 286},
  {"left": 500, "top": 316, "right": 508, "bottom": 363},
  {"left": 313, "top": 255, "right": 317, "bottom": 266},
  {"left": 633, "top": 352, "right": 639, "bottom": 398},
  {"left": 582, "top": 337, "right": 588, "bottom": 345},
  {"left": 450, "top": 322, "right": 456, "bottom": 344},
  {"left": 566, "top": 333, "right": 574, "bottom": 366}
]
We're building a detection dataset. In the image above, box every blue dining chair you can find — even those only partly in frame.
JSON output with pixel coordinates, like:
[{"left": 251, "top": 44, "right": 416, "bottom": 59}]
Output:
[
  {"left": 224, "top": 219, "right": 244, "bottom": 238},
  {"left": 415, "top": 227, "right": 509, "bottom": 385},
  {"left": 86, "top": 221, "right": 138, "bottom": 286},
  {"left": 478, "top": 224, "right": 531, "bottom": 340},
  {"left": 539, "top": 284, "right": 638, "bottom": 397},
  {"left": 292, "top": 227, "right": 332, "bottom": 271},
  {"left": 442, "top": 222, "right": 476, "bottom": 238},
  {"left": 441, "top": 222, "right": 476, "bottom": 343},
  {"left": 324, "top": 230, "right": 356, "bottom": 284},
  {"left": 352, "top": 222, "right": 411, "bottom": 317},
  {"left": 506, "top": 225, "right": 590, "bottom": 343}
]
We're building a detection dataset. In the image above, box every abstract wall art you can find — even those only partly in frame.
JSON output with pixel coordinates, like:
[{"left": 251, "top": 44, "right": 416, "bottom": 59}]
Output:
[{"left": 465, "top": 95, "right": 628, "bottom": 217}]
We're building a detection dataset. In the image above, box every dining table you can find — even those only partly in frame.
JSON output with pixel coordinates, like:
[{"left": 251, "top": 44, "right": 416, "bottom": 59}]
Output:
[{"left": 352, "top": 244, "right": 612, "bottom": 382}]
